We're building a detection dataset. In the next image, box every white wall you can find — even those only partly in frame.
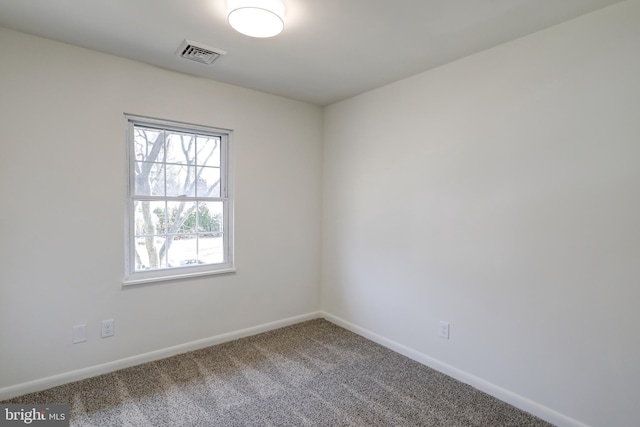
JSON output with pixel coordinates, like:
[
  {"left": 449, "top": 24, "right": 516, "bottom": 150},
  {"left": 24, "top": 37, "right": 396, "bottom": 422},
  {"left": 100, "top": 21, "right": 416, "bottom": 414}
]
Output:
[
  {"left": 0, "top": 28, "right": 322, "bottom": 392},
  {"left": 322, "top": 1, "right": 640, "bottom": 426}
]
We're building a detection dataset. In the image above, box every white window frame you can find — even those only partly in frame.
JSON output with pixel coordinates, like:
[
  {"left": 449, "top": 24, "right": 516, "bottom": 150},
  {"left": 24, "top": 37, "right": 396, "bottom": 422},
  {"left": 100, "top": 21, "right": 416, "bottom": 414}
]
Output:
[{"left": 123, "top": 114, "right": 234, "bottom": 285}]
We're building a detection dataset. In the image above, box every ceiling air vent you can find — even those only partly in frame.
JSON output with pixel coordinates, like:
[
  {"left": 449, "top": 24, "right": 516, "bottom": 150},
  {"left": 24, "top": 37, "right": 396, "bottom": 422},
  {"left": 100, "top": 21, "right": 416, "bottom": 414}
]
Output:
[{"left": 177, "top": 39, "right": 227, "bottom": 65}]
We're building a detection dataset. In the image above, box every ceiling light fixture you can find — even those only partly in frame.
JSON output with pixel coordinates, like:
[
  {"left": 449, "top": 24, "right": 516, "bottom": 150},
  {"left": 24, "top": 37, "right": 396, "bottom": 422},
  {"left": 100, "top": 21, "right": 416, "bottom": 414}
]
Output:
[{"left": 227, "top": 0, "right": 285, "bottom": 38}]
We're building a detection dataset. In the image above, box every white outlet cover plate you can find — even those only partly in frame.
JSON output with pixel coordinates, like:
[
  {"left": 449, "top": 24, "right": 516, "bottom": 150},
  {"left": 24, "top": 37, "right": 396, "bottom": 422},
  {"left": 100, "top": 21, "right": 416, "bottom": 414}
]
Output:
[
  {"left": 72, "top": 324, "right": 87, "bottom": 343},
  {"left": 438, "top": 321, "right": 450, "bottom": 339},
  {"left": 101, "top": 319, "right": 114, "bottom": 338}
]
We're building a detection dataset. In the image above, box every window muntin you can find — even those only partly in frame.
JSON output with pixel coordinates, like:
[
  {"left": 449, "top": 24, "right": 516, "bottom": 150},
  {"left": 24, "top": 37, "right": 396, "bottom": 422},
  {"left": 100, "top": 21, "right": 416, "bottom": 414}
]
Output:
[{"left": 125, "top": 116, "right": 233, "bottom": 284}]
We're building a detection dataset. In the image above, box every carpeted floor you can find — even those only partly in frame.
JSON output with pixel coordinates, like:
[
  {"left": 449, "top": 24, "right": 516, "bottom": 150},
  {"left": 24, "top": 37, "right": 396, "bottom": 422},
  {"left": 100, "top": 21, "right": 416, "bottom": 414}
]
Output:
[{"left": 4, "top": 319, "right": 553, "bottom": 426}]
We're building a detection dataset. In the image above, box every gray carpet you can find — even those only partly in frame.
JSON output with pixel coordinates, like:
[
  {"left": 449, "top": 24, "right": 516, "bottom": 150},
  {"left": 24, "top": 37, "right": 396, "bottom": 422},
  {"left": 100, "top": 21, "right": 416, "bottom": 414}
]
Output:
[{"left": 4, "top": 319, "right": 553, "bottom": 426}]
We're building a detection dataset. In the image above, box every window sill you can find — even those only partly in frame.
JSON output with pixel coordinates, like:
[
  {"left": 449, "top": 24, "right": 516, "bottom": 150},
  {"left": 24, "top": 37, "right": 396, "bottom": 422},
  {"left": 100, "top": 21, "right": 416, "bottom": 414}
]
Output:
[{"left": 123, "top": 267, "right": 236, "bottom": 287}]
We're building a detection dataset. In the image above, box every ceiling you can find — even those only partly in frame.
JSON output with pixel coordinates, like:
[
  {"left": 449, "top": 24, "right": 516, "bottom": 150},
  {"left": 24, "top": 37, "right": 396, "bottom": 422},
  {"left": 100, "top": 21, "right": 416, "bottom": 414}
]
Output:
[{"left": 0, "top": 0, "right": 624, "bottom": 106}]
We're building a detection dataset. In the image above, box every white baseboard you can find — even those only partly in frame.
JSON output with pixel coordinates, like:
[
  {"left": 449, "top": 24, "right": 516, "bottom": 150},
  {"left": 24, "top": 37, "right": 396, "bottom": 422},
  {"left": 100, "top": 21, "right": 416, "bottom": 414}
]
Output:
[
  {"left": 320, "top": 311, "right": 589, "bottom": 427},
  {"left": 0, "top": 311, "right": 322, "bottom": 401}
]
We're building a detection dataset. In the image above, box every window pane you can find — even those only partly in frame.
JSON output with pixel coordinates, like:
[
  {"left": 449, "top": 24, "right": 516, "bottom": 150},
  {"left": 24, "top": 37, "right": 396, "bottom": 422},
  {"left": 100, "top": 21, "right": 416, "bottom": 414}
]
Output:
[
  {"left": 166, "top": 201, "right": 197, "bottom": 234},
  {"left": 167, "top": 236, "right": 199, "bottom": 267},
  {"left": 198, "top": 235, "right": 224, "bottom": 265},
  {"left": 135, "top": 162, "right": 164, "bottom": 196},
  {"left": 197, "top": 167, "right": 220, "bottom": 197},
  {"left": 197, "top": 202, "right": 223, "bottom": 234},
  {"left": 134, "top": 236, "right": 167, "bottom": 271},
  {"left": 134, "top": 127, "right": 164, "bottom": 163},
  {"left": 134, "top": 201, "right": 167, "bottom": 235},
  {"left": 166, "top": 164, "right": 195, "bottom": 197},
  {"left": 166, "top": 132, "right": 196, "bottom": 165},
  {"left": 197, "top": 136, "right": 220, "bottom": 167}
]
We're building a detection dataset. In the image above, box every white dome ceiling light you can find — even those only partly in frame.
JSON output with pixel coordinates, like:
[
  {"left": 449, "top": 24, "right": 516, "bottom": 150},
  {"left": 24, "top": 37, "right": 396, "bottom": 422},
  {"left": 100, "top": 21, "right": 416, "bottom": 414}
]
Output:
[{"left": 227, "top": 0, "right": 285, "bottom": 38}]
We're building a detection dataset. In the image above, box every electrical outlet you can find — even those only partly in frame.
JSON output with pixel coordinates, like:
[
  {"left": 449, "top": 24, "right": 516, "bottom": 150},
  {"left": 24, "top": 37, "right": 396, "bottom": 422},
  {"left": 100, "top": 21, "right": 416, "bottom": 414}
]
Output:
[
  {"left": 438, "top": 321, "right": 450, "bottom": 340},
  {"left": 101, "top": 319, "right": 115, "bottom": 338},
  {"left": 72, "top": 324, "right": 87, "bottom": 343}
]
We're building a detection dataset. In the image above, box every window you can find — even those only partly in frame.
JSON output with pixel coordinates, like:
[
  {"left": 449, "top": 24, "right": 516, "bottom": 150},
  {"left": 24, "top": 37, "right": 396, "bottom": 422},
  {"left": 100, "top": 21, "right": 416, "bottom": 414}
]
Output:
[{"left": 124, "top": 115, "right": 233, "bottom": 284}]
